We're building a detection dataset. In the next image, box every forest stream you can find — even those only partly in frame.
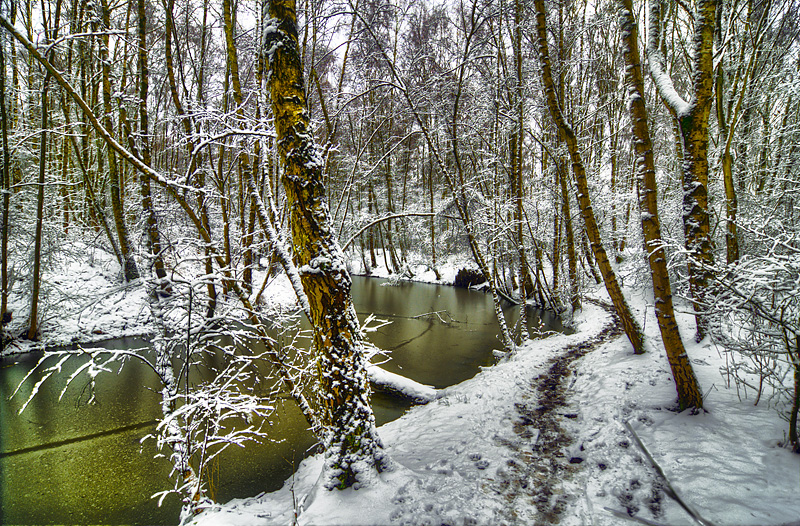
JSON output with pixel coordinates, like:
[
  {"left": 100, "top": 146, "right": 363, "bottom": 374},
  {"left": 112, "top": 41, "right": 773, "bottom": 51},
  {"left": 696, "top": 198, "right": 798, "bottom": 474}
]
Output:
[{"left": 0, "top": 277, "right": 567, "bottom": 525}]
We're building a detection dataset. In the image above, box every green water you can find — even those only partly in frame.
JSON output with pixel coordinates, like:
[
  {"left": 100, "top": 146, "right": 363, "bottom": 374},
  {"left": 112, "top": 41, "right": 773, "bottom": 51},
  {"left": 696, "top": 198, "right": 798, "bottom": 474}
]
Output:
[{"left": 0, "top": 277, "right": 565, "bottom": 524}]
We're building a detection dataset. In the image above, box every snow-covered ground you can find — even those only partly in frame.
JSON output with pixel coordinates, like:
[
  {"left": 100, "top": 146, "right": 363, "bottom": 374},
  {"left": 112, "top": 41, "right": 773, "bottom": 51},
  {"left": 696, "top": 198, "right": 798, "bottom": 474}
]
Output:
[
  {"left": 565, "top": 301, "right": 800, "bottom": 526},
  {"left": 4, "top": 248, "right": 799, "bottom": 525},
  {"left": 1, "top": 241, "right": 154, "bottom": 351},
  {"left": 192, "top": 287, "right": 800, "bottom": 526},
  {"left": 0, "top": 247, "right": 468, "bottom": 354}
]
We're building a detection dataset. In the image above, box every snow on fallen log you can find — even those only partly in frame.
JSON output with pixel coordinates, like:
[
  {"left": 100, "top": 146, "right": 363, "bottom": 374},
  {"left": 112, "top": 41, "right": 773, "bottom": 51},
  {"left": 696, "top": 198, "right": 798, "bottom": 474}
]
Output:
[{"left": 366, "top": 364, "right": 437, "bottom": 404}]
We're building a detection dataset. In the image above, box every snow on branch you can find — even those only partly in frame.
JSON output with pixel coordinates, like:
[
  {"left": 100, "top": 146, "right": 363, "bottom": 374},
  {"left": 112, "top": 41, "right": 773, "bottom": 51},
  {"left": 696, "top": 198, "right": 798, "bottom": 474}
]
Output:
[{"left": 645, "top": 1, "right": 690, "bottom": 116}]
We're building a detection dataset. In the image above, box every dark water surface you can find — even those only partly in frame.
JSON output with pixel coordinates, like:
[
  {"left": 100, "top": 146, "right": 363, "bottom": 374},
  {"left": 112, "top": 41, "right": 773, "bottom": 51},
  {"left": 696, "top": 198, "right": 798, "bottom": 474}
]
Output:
[{"left": 0, "top": 277, "right": 565, "bottom": 524}]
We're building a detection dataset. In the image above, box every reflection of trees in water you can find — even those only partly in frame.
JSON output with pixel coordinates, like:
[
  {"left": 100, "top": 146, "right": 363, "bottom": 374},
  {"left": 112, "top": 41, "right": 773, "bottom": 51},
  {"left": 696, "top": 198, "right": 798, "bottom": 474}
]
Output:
[
  {"left": 0, "top": 279, "right": 568, "bottom": 522},
  {"left": 381, "top": 320, "right": 435, "bottom": 353}
]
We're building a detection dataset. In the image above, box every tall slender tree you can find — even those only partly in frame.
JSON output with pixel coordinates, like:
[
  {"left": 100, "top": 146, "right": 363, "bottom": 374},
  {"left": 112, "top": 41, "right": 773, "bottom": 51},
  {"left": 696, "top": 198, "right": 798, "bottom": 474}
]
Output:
[
  {"left": 135, "top": 0, "right": 169, "bottom": 294},
  {"left": 619, "top": 0, "right": 703, "bottom": 410},
  {"left": 264, "top": 0, "right": 389, "bottom": 489},
  {"left": 647, "top": 0, "right": 717, "bottom": 341},
  {"left": 533, "top": 0, "right": 644, "bottom": 354},
  {"left": 0, "top": 36, "right": 11, "bottom": 333},
  {"left": 98, "top": 0, "right": 139, "bottom": 281}
]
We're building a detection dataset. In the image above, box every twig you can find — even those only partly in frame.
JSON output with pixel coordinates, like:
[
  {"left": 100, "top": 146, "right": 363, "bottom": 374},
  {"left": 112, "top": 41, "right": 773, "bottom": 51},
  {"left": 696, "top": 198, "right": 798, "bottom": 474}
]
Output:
[
  {"left": 411, "top": 310, "right": 452, "bottom": 324},
  {"left": 624, "top": 421, "right": 717, "bottom": 526}
]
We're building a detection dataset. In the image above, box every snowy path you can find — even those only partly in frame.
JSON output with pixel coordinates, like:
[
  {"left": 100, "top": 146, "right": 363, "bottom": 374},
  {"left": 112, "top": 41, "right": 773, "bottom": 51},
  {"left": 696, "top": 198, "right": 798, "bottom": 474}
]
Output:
[
  {"left": 491, "top": 300, "right": 623, "bottom": 524},
  {"left": 194, "top": 301, "right": 618, "bottom": 526},
  {"left": 186, "top": 290, "right": 800, "bottom": 526}
]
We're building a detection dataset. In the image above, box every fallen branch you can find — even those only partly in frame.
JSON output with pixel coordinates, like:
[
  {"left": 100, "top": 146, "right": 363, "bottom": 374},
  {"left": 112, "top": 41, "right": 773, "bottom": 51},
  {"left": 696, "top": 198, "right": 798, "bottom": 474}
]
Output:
[
  {"left": 366, "top": 364, "right": 437, "bottom": 404},
  {"left": 603, "top": 508, "right": 669, "bottom": 526},
  {"left": 622, "top": 420, "right": 717, "bottom": 526}
]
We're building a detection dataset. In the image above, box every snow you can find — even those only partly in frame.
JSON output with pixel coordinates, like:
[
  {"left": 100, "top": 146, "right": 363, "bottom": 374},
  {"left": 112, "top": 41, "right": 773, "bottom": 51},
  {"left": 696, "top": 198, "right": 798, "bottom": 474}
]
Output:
[
  {"left": 190, "top": 288, "right": 800, "bottom": 526},
  {"left": 5, "top": 247, "right": 799, "bottom": 525},
  {"left": 346, "top": 250, "right": 471, "bottom": 286},
  {"left": 366, "top": 364, "right": 437, "bottom": 403},
  {"left": 564, "top": 302, "right": 800, "bottom": 526},
  {"left": 1, "top": 241, "right": 153, "bottom": 352}
]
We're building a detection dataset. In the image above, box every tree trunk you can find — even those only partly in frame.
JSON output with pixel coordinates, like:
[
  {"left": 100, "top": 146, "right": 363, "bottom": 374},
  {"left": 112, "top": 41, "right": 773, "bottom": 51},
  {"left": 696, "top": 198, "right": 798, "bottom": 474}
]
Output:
[
  {"left": 163, "top": 0, "right": 216, "bottom": 313},
  {"left": 533, "top": 0, "right": 644, "bottom": 354},
  {"left": 59, "top": 136, "right": 71, "bottom": 233},
  {"left": 0, "top": 42, "right": 11, "bottom": 330},
  {"left": 427, "top": 147, "right": 440, "bottom": 280},
  {"left": 647, "top": 0, "right": 717, "bottom": 341},
  {"left": 28, "top": 70, "right": 50, "bottom": 340},
  {"left": 136, "top": 0, "right": 169, "bottom": 295},
  {"left": 789, "top": 329, "right": 800, "bottom": 452},
  {"left": 512, "top": 0, "right": 534, "bottom": 304},
  {"left": 559, "top": 162, "right": 580, "bottom": 312},
  {"left": 222, "top": 0, "right": 261, "bottom": 299},
  {"left": 99, "top": 0, "right": 139, "bottom": 282},
  {"left": 619, "top": 0, "right": 703, "bottom": 411},
  {"left": 367, "top": 181, "right": 377, "bottom": 269},
  {"left": 264, "top": 0, "right": 389, "bottom": 489}
]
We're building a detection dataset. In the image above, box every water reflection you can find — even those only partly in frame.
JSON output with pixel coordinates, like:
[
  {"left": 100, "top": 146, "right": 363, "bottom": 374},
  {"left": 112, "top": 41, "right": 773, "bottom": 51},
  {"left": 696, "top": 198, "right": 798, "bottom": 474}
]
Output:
[{"left": 0, "top": 277, "right": 564, "bottom": 524}]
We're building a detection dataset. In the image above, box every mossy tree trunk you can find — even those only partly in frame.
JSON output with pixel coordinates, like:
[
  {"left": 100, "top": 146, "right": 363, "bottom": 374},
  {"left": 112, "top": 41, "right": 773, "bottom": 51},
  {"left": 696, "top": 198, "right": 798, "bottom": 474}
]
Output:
[
  {"left": 647, "top": 0, "right": 717, "bottom": 341},
  {"left": 558, "top": 162, "right": 580, "bottom": 313},
  {"left": 264, "top": 0, "right": 389, "bottom": 489},
  {"left": 619, "top": 0, "right": 703, "bottom": 411},
  {"left": 533, "top": 0, "right": 644, "bottom": 354}
]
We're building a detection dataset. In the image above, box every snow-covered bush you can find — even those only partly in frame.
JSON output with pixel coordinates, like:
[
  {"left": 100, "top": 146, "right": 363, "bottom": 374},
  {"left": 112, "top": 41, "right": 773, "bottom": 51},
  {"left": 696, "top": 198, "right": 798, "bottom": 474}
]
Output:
[{"left": 709, "top": 255, "right": 800, "bottom": 452}]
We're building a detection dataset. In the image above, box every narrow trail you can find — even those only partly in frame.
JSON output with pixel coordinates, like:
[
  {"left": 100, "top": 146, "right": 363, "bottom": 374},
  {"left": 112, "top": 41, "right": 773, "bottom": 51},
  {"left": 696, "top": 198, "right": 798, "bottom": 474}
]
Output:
[{"left": 492, "top": 299, "right": 623, "bottom": 524}]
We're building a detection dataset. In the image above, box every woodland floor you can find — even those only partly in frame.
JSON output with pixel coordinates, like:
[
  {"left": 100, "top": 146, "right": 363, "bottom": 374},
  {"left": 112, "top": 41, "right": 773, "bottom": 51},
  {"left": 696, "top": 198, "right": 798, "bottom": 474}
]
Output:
[{"left": 494, "top": 299, "right": 623, "bottom": 524}]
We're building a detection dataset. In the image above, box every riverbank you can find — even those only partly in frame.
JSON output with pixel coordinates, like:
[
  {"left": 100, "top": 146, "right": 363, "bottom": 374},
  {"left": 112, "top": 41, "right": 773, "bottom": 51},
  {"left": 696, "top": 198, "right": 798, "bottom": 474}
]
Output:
[
  {"left": 0, "top": 247, "right": 472, "bottom": 356},
  {"left": 192, "top": 290, "right": 800, "bottom": 526},
  {"left": 4, "top": 249, "right": 799, "bottom": 525},
  {"left": 2, "top": 262, "right": 522, "bottom": 524}
]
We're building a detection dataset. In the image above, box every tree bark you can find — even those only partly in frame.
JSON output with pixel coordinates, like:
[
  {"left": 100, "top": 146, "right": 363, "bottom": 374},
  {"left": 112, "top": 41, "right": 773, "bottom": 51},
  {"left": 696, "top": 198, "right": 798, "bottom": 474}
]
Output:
[
  {"left": 264, "top": 0, "right": 389, "bottom": 489},
  {"left": 0, "top": 41, "right": 11, "bottom": 330},
  {"left": 512, "top": 0, "right": 534, "bottom": 306},
  {"left": 162, "top": 0, "right": 216, "bottom": 313},
  {"left": 136, "top": 0, "right": 169, "bottom": 294},
  {"left": 619, "top": 0, "right": 703, "bottom": 410},
  {"left": 98, "top": 0, "right": 139, "bottom": 281},
  {"left": 558, "top": 162, "right": 580, "bottom": 312},
  {"left": 27, "top": 68, "right": 49, "bottom": 340},
  {"left": 647, "top": 0, "right": 716, "bottom": 341},
  {"left": 533, "top": 0, "right": 644, "bottom": 354}
]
